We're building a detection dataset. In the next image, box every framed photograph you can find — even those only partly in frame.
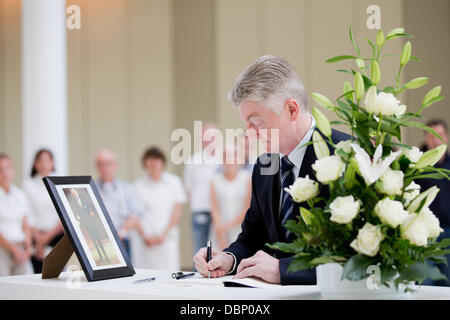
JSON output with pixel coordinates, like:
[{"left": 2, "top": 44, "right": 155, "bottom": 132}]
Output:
[{"left": 43, "top": 176, "right": 135, "bottom": 281}]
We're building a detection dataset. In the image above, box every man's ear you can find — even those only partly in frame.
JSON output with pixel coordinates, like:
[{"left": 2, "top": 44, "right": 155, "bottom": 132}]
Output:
[{"left": 285, "top": 99, "right": 300, "bottom": 121}]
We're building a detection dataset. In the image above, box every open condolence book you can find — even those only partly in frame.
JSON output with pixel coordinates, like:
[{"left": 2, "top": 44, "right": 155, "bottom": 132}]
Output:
[{"left": 171, "top": 274, "right": 280, "bottom": 288}]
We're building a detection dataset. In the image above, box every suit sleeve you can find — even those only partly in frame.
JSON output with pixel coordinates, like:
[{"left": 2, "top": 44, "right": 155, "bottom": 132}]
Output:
[
  {"left": 223, "top": 163, "right": 270, "bottom": 272},
  {"left": 279, "top": 257, "right": 316, "bottom": 285}
]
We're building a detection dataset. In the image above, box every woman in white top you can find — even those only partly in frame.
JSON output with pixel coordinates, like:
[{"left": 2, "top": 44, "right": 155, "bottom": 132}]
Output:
[
  {"left": 210, "top": 144, "right": 251, "bottom": 250},
  {"left": 22, "top": 149, "right": 64, "bottom": 273},
  {"left": 0, "top": 154, "right": 33, "bottom": 276},
  {"left": 132, "top": 147, "right": 187, "bottom": 270}
]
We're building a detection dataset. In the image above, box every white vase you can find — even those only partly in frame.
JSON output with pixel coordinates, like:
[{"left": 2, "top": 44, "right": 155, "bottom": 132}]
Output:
[{"left": 316, "top": 263, "right": 413, "bottom": 299}]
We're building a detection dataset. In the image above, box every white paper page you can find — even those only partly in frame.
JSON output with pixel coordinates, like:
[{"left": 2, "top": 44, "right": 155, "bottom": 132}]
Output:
[{"left": 169, "top": 274, "right": 281, "bottom": 288}]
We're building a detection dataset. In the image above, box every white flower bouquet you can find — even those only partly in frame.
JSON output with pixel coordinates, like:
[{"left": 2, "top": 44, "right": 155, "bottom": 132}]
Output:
[{"left": 268, "top": 27, "right": 450, "bottom": 290}]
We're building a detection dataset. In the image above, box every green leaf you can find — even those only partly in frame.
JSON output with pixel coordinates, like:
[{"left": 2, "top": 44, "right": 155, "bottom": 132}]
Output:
[
  {"left": 422, "top": 96, "right": 444, "bottom": 109},
  {"left": 405, "top": 121, "right": 444, "bottom": 142},
  {"left": 287, "top": 256, "right": 313, "bottom": 273},
  {"left": 342, "top": 254, "right": 377, "bottom": 281},
  {"left": 326, "top": 55, "right": 358, "bottom": 63},
  {"left": 349, "top": 26, "right": 361, "bottom": 56},
  {"left": 398, "top": 262, "right": 447, "bottom": 284},
  {"left": 380, "top": 265, "right": 398, "bottom": 284},
  {"left": 364, "top": 38, "right": 376, "bottom": 59}
]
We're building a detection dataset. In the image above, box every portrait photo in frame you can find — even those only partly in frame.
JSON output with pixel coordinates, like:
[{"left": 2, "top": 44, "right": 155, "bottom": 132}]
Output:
[{"left": 43, "top": 176, "right": 135, "bottom": 281}]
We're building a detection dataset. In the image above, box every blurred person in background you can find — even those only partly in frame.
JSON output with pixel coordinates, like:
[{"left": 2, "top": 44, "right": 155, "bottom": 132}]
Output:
[
  {"left": 0, "top": 153, "right": 33, "bottom": 276},
  {"left": 23, "top": 149, "right": 63, "bottom": 273},
  {"left": 95, "top": 149, "right": 142, "bottom": 260},
  {"left": 132, "top": 147, "right": 186, "bottom": 270},
  {"left": 418, "top": 119, "right": 450, "bottom": 287},
  {"left": 184, "top": 123, "right": 220, "bottom": 259},
  {"left": 210, "top": 143, "right": 251, "bottom": 250}
]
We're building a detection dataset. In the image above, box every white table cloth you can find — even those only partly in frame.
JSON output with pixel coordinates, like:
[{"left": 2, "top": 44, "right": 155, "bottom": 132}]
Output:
[{"left": 0, "top": 269, "right": 449, "bottom": 300}]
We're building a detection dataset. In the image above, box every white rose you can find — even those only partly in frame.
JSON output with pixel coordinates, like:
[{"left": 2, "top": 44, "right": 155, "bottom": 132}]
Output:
[
  {"left": 364, "top": 91, "right": 406, "bottom": 116},
  {"left": 284, "top": 175, "right": 319, "bottom": 203},
  {"left": 374, "top": 198, "right": 409, "bottom": 228},
  {"left": 334, "top": 140, "right": 353, "bottom": 155},
  {"left": 376, "top": 167, "right": 404, "bottom": 195},
  {"left": 402, "top": 146, "right": 423, "bottom": 163},
  {"left": 329, "top": 195, "right": 362, "bottom": 224},
  {"left": 403, "top": 181, "right": 421, "bottom": 206},
  {"left": 401, "top": 208, "right": 443, "bottom": 246},
  {"left": 420, "top": 207, "right": 443, "bottom": 238},
  {"left": 311, "top": 155, "right": 345, "bottom": 184},
  {"left": 350, "top": 223, "right": 384, "bottom": 257}
]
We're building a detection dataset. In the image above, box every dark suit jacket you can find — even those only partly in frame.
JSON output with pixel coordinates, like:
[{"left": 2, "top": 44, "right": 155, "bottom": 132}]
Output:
[{"left": 224, "top": 128, "right": 350, "bottom": 285}]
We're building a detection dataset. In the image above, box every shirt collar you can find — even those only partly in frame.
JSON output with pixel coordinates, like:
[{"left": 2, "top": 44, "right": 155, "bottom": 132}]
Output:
[
  {"left": 284, "top": 116, "right": 316, "bottom": 170},
  {"left": 98, "top": 178, "right": 118, "bottom": 189},
  {"left": 0, "top": 184, "right": 16, "bottom": 197}
]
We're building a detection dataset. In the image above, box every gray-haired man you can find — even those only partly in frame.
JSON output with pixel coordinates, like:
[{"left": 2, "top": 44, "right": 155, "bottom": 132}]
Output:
[{"left": 194, "top": 55, "right": 349, "bottom": 285}]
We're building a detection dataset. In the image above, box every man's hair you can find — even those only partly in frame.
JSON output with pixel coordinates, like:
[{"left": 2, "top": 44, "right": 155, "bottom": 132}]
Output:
[
  {"left": 141, "top": 146, "right": 166, "bottom": 166},
  {"left": 426, "top": 119, "right": 448, "bottom": 133},
  {"left": 229, "top": 55, "right": 308, "bottom": 113},
  {"left": 0, "top": 153, "right": 9, "bottom": 161}
]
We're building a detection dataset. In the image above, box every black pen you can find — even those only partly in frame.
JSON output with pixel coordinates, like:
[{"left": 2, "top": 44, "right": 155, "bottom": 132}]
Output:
[
  {"left": 206, "top": 240, "right": 212, "bottom": 279},
  {"left": 175, "top": 272, "right": 195, "bottom": 280}
]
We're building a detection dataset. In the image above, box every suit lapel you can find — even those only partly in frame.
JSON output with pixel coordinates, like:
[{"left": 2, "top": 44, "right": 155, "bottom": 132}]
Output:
[{"left": 262, "top": 154, "right": 281, "bottom": 244}]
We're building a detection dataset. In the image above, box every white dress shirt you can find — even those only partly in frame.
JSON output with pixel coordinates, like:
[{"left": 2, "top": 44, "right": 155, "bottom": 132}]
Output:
[
  {"left": 183, "top": 151, "right": 219, "bottom": 212},
  {"left": 22, "top": 176, "right": 60, "bottom": 231},
  {"left": 0, "top": 185, "right": 31, "bottom": 243},
  {"left": 132, "top": 172, "right": 187, "bottom": 270}
]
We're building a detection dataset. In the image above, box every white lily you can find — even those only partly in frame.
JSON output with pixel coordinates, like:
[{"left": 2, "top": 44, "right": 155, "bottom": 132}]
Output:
[{"left": 351, "top": 143, "right": 402, "bottom": 186}]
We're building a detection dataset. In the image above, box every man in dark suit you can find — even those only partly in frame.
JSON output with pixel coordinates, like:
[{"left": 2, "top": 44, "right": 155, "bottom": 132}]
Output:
[{"left": 194, "top": 55, "right": 348, "bottom": 285}]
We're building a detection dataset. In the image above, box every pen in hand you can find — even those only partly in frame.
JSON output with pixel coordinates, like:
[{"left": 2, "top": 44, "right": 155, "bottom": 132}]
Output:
[{"left": 206, "top": 241, "right": 212, "bottom": 279}]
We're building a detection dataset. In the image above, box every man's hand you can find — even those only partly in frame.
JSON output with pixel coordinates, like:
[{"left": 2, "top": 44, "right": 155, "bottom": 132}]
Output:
[
  {"left": 233, "top": 250, "right": 280, "bottom": 284},
  {"left": 193, "top": 247, "right": 233, "bottom": 278}
]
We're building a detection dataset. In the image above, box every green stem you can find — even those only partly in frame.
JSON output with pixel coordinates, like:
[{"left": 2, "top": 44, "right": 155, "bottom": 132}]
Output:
[
  {"left": 376, "top": 114, "right": 383, "bottom": 145},
  {"left": 395, "top": 65, "right": 404, "bottom": 96}
]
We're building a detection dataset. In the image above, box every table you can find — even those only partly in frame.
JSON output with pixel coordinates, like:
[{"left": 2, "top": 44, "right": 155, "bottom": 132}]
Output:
[{"left": 0, "top": 269, "right": 449, "bottom": 300}]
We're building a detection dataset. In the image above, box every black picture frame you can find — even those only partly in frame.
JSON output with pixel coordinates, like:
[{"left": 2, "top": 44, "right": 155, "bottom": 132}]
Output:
[{"left": 43, "top": 176, "right": 135, "bottom": 281}]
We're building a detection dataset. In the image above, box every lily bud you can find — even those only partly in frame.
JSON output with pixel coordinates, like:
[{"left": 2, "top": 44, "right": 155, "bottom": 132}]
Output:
[
  {"left": 354, "top": 72, "right": 364, "bottom": 101},
  {"left": 422, "top": 86, "right": 442, "bottom": 106},
  {"left": 404, "top": 77, "right": 428, "bottom": 89},
  {"left": 356, "top": 59, "right": 365, "bottom": 70},
  {"left": 407, "top": 186, "right": 439, "bottom": 214},
  {"left": 311, "top": 92, "right": 334, "bottom": 109},
  {"left": 300, "top": 207, "right": 313, "bottom": 225},
  {"left": 400, "top": 41, "right": 411, "bottom": 66},
  {"left": 312, "top": 131, "right": 330, "bottom": 159},
  {"left": 415, "top": 144, "right": 447, "bottom": 169},
  {"left": 344, "top": 158, "right": 358, "bottom": 189},
  {"left": 376, "top": 30, "right": 385, "bottom": 47},
  {"left": 343, "top": 81, "right": 353, "bottom": 101},
  {"left": 386, "top": 27, "right": 405, "bottom": 39},
  {"left": 312, "top": 107, "right": 331, "bottom": 137},
  {"left": 371, "top": 60, "right": 381, "bottom": 85},
  {"left": 363, "top": 86, "right": 377, "bottom": 113}
]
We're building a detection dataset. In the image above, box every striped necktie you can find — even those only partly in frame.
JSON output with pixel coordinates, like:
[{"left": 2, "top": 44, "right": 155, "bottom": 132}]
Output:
[{"left": 279, "top": 155, "right": 296, "bottom": 237}]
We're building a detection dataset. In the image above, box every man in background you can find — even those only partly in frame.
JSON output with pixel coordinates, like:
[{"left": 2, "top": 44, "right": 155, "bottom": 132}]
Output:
[
  {"left": 418, "top": 119, "right": 450, "bottom": 286},
  {"left": 95, "top": 149, "right": 141, "bottom": 260},
  {"left": 184, "top": 123, "right": 220, "bottom": 262}
]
